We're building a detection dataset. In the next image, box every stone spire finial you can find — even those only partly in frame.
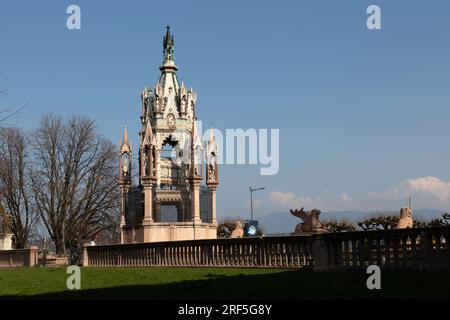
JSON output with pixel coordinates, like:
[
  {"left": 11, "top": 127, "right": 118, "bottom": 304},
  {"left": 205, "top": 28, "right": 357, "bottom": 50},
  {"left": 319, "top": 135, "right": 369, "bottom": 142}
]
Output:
[
  {"left": 123, "top": 125, "right": 128, "bottom": 141},
  {"left": 192, "top": 120, "right": 202, "bottom": 150},
  {"left": 206, "top": 127, "right": 218, "bottom": 156},
  {"left": 163, "top": 25, "right": 174, "bottom": 62},
  {"left": 143, "top": 120, "right": 153, "bottom": 146},
  {"left": 208, "top": 126, "right": 215, "bottom": 145},
  {"left": 159, "top": 26, "right": 178, "bottom": 73},
  {"left": 120, "top": 125, "right": 131, "bottom": 153},
  {"left": 207, "top": 126, "right": 217, "bottom": 154}
]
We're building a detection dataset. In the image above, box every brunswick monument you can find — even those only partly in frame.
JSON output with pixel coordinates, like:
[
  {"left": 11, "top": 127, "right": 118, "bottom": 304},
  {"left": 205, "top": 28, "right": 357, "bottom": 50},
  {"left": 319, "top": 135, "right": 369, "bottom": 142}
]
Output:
[{"left": 119, "top": 27, "right": 219, "bottom": 243}]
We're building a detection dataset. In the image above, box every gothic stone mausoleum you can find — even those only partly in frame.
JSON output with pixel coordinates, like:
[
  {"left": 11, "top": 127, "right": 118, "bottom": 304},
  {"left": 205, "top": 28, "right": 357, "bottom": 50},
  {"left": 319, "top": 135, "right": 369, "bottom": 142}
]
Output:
[{"left": 118, "top": 27, "right": 219, "bottom": 243}]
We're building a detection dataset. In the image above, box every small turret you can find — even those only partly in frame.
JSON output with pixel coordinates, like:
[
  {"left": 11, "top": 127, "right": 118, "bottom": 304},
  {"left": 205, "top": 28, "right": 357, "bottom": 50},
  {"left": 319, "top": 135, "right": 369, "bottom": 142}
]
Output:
[
  {"left": 119, "top": 125, "right": 132, "bottom": 184},
  {"left": 140, "top": 120, "right": 156, "bottom": 179},
  {"left": 206, "top": 127, "right": 219, "bottom": 184},
  {"left": 142, "top": 119, "right": 153, "bottom": 146},
  {"left": 191, "top": 120, "right": 203, "bottom": 178}
]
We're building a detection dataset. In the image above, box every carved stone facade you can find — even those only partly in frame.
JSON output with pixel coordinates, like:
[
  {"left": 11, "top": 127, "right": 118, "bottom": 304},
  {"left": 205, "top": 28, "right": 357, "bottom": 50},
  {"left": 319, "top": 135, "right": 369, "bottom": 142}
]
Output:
[{"left": 119, "top": 27, "right": 218, "bottom": 243}]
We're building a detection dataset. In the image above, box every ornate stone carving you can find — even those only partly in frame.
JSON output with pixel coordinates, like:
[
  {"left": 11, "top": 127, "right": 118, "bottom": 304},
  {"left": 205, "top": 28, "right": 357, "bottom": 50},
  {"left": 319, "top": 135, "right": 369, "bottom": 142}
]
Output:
[
  {"left": 162, "top": 97, "right": 168, "bottom": 112},
  {"left": 166, "top": 113, "right": 175, "bottom": 126},
  {"left": 208, "top": 164, "right": 215, "bottom": 181},
  {"left": 290, "top": 207, "right": 327, "bottom": 235},
  {"left": 230, "top": 221, "right": 244, "bottom": 238},
  {"left": 143, "top": 150, "right": 150, "bottom": 176},
  {"left": 397, "top": 207, "right": 413, "bottom": 229}
]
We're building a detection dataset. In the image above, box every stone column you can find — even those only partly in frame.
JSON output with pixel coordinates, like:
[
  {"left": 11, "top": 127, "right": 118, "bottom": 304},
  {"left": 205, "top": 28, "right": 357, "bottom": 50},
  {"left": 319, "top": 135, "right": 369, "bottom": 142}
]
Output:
[
  {"left": 82, "top": 243, "right": 89, "bottom": 267},
  {"left": 29, "top": 246, "right": 39, "bottom": 267},
  {"left": 176, "top": 203, "right": 183, "bottom": 222},
  {"left": 119, "top": 184, "right": 129, "bottom": 244},
  {"left": 209, "top": 185, "right": 218, "bottom": 225},
  {"left": 179, "top": 202, "right": 185, "bottom": 222},
  {"left": 142, "top": 178, "right": 154, "bottom": 224},
  {"left": 190, "top": 180, "right": 202, "bottom": 224},
  {"left": 420, "top": 230, "right": 433, "bottom": 271},
  {"left": 311, "top": 235, "right": 332, "bottom": 271},
  {"left": 154, "top": 202, "right": 161, "bottom": 222},
  {"left": 155, "top": 149, "right": 161, "bottom": 187}
]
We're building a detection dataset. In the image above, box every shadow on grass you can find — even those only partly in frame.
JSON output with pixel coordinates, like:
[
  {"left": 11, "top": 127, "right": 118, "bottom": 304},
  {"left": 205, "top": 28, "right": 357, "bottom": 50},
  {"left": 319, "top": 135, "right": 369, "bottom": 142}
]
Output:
[{"left": 2, "top": 270, "right": 450, "bottom": 300}]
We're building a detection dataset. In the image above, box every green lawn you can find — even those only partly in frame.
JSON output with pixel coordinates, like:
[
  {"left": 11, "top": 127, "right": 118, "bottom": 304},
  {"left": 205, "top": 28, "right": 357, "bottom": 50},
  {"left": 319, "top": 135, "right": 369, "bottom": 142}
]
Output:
[{"left": 0, "top": 267, "right": 449, "bottom": 299}]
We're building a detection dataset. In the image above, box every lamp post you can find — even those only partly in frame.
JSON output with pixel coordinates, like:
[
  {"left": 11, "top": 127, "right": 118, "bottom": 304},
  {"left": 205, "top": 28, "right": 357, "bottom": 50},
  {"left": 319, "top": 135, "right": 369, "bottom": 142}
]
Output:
[{"left": 249, "top": 186, "right": 265, "bottom": 220}]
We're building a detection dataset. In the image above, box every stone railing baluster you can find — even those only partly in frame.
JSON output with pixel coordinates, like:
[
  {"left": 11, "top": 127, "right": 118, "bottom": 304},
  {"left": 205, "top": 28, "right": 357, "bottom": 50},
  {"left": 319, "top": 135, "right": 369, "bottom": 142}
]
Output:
[{"left": 78, "top": 227, "right": 449, "bottom": 271}]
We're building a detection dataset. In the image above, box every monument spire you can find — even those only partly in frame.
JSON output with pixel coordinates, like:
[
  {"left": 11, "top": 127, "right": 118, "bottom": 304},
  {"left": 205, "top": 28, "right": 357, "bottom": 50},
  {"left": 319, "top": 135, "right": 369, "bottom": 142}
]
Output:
[
  {"left": 159, "top": 26, "right": 179, "bottom": 94},
  {"left": 120, "top": 125, "right": 131, "bottom": 153},
  {"left": 163, "top": 25, "right": 174, "bottom": 62}
]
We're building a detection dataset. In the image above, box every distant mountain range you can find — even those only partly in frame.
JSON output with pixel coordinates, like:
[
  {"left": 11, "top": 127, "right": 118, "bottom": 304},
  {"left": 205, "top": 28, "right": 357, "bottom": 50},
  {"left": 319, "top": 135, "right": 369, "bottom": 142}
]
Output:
[{"left": 258, "top": 209, "right": 444, "bottom": 235}]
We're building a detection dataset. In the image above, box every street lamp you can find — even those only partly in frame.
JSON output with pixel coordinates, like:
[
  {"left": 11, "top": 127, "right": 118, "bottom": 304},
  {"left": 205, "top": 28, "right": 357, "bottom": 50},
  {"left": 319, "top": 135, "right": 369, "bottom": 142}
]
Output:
[{"left": 249, "top": 186, "right": 265, "bottom": 220}]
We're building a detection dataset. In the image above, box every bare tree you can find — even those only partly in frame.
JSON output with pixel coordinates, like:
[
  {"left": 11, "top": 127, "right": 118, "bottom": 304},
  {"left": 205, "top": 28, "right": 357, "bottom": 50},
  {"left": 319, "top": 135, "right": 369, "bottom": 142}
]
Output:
[
  {"left": 31, "top": 114, "right": 119, "bottom": 254},
  {"left": 0, "top": 127, "right": 39, "bottom": 248},
  {"left": 0, "top": 76, "right": 26, "bottom": 126},
  {"left": 0, "top": 106, "right": 23, "bottom": 125}
]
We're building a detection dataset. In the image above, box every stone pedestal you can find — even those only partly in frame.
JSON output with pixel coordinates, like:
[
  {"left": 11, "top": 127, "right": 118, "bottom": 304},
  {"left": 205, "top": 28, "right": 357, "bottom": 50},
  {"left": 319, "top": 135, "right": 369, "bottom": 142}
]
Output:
[
  {"left": 0, "top": 233, "right": 13, "bottom": 250},
  {"left": 207, "top": 183, "right": 218, "bottom": 225},
  {"left": 190, "top": 179, "right": 202, "bottom": 225},
  {"left": 123, "top": 223, "right": 217, "bottom": 243},
  {"left": 142, "top": 178, "right": 154, "bottom": 224}
]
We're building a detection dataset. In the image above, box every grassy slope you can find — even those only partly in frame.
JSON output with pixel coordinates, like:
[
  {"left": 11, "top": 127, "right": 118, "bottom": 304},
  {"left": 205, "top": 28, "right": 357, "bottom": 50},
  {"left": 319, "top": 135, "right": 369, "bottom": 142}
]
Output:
[{"left": 0, "top": 267, "right": 449, "bottom": 299}]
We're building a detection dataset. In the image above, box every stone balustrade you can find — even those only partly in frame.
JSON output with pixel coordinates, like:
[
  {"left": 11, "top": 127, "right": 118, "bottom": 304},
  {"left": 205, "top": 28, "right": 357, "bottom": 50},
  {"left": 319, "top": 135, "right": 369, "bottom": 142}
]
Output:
[
  {"left": 84, "top": 227, "right": 450, "bottom": 271},
  {"left": 84, "top": 236, "right": 314, "bottom": 268},
  {"left": 316, "top": 226, "right": 450, "bottom": 271},
  {"left": 0, "top": 247, "right": 39, "bottom": 267}
]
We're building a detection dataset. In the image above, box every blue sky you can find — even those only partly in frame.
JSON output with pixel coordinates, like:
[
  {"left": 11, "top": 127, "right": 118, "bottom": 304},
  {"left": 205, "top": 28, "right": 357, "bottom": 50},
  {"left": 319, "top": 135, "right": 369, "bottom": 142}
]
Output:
[{"left": 1, "top": 0, "right": 450, "bottom": 220}]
